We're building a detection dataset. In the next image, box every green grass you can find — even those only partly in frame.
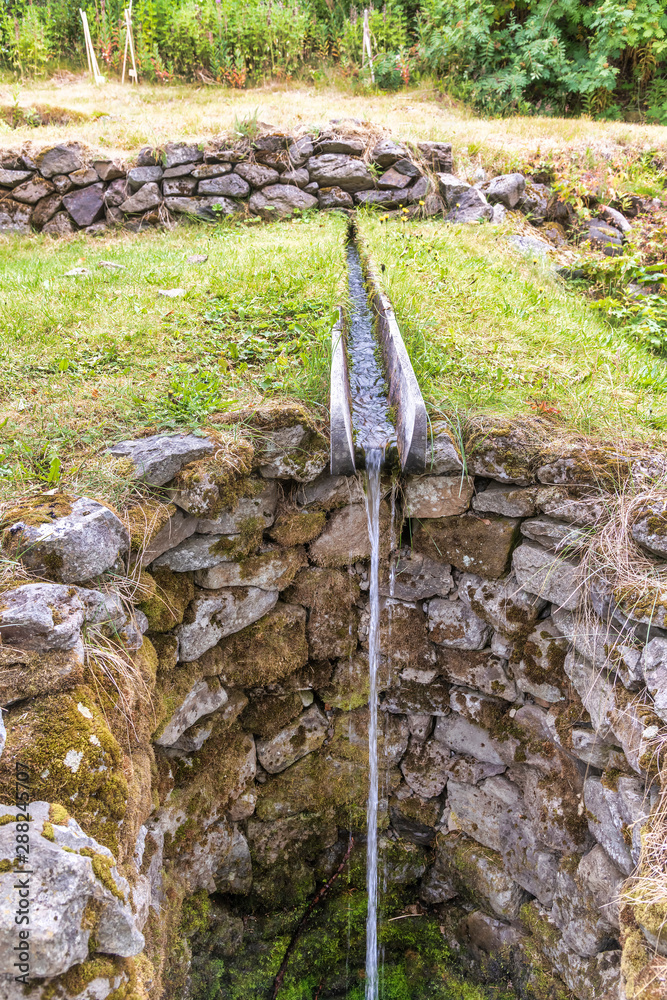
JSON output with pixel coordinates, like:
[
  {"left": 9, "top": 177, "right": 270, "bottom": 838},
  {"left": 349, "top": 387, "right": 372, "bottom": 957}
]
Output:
[
  {"left": 0, "top": 213, "right": 347, "bottom": 504},
  {"left": 3, "top": 207, "right": 667, "bottom": 507},
  {"left": 357, "top": 212, "right": 667, "bottom": 442}
]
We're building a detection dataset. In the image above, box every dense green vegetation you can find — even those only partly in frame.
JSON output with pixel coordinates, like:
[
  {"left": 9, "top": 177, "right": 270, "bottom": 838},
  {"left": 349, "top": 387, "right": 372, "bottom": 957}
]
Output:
[{"left": 3, "top": 0, "right": 667, "bottom": 121}]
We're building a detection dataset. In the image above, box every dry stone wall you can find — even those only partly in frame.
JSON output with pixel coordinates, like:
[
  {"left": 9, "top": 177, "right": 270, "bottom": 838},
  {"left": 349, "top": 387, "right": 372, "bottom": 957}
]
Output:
[
  {"left": 0, "top": 132, "right": 644, "bottom": 248},
  {"left": 0, "top": 408, "right": 665, "bottom": 1000},
  {"left": 0, "top": 134, "right": 454, "bottom": 235}
]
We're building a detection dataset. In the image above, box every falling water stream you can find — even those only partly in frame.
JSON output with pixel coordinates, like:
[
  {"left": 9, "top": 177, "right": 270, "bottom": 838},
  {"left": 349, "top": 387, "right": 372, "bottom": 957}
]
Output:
[{"left": 345, "top": 235, "right": 396, "bottom": 1000}]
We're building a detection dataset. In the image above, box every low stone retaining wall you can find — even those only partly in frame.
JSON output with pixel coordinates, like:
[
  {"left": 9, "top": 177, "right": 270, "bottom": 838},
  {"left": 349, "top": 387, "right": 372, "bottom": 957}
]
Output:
[
  {"left": 0, "top": 408, "right": 665, "bottom": 999},
  {"left": 0, "top": 131, "right": 646, "bottom": 248}
]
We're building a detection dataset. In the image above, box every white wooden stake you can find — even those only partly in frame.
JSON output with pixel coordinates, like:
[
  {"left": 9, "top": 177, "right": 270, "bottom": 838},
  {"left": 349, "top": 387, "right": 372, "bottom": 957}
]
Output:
[
  {"left": 122, "top": 1, "right": 138, "bottom": 84},
  {"left": 362, "top": 8, "right": 374, "bottom": 83},
  {"left": 79, "top": 9, "right": 105, "bottom": 85}
]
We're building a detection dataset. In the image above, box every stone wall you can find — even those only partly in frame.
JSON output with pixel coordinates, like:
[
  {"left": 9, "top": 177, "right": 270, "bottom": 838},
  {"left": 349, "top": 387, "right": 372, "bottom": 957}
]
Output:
[
  {"left": 0, "top": 407, "right": 665, "bottom": 1000},
  {"left": 0, "top": 132, "right": 645, "bottom": 246}
]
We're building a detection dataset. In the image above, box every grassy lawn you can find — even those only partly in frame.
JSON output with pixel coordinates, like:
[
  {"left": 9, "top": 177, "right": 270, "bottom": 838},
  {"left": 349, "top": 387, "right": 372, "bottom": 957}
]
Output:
[
  {"left": 358, "top": 212, "right": 667, "bottom": 443},
  {"left": 2, "top": 205, "right": 667, "bottom": 508},
  {"left": 0, "top": 213, "right": 346, "bottom": 504}
]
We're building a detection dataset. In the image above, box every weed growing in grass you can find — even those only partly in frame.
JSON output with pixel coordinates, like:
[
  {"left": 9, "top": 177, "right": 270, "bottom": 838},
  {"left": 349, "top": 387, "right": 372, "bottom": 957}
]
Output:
[{"left": 134, "top": 369, "right": 237, "bottom": 429}]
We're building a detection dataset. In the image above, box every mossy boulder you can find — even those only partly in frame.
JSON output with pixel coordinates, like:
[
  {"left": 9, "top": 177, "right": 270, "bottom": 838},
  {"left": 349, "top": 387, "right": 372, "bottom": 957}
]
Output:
[
  {"left": 166, "top": 441, "right": 254, "bottom": 519},
  {"left": 126, "top": 500, "right": 178, "bottom": 553},
  {"left": 160, "top": 720, "right": 256, "bottom": 817},
  {"left": 465, "top": 416, "right": 549, "bottom": 484},
  {"left": 0, "top": 642, "right": 86, "bottom": 706},
  {"left": 413, "top": 514, "right": 522, "bottom": 580},
  {"left": 537, "top": 442, "right": 633, "bottom": 488},
  {"left": 240, "top": 690, "right": 304, "bottom": 737},
  {"left": 229, "top": 402, "right": 328, "bottom": 482},
  {"left": 308, "top": 501, "right": 391, "bottom": 568},
  {"left": 2, "top": 496, "right": 129, "bottom": 584},
  {"left": 317, "top": 651, "right": 388, "bottom": 710}
]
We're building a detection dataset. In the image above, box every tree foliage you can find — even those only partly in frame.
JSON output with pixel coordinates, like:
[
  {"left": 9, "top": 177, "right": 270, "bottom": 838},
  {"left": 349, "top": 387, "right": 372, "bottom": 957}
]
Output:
[{"left": 417, "top": 0, "right": 667, "bottom": 120}]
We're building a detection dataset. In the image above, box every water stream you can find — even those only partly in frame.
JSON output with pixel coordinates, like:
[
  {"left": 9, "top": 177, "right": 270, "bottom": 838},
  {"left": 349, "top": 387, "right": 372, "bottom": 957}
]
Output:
[
  {"left": 345, "top": 234, "right": 397, "bottom": 1000},
  {"left": 346, "top": 241, "right": 397, "bottom": 459},
  {"left": 363, "top": 448, "right": 382, "bottom": 1000}
]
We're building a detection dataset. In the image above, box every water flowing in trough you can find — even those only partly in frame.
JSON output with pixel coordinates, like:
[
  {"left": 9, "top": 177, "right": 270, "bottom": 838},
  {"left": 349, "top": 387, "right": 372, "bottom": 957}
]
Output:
[{"left": 345, "top": 237, "right": 396, "bottom": 1000}]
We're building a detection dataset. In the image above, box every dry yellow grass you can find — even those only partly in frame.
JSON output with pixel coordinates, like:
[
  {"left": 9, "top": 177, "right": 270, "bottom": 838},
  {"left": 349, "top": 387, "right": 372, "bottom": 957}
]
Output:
[{"left": 2, "top": 78, "right": 667, "bottom": 165}]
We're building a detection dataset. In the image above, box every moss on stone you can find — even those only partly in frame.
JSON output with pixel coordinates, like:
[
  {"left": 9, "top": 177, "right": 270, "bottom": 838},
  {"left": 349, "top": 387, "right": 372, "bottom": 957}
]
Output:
[
  {"left": 208, "top": 518, "right": 264, "bottom": 560},
  {"left": 163, "top": 720, "right": 255, "bottom": 822},
  {"left": 240, "top": 690, "right": 303, "bottom": 738},
  {"left": 41, "top": 821, "right": 55, "bottom": 841},
  {"left": 268, "top": 510, "right": 326, "bottom": 547},
  {"left": 42, "top": 956, "right": 126, "bottom": 1000},
  {"left": 0, "top": 813, "right": 14, "bottom": 825},
  {"left": 198, "top": 602, "right": 308, "bottom": 688},
  {"left": 0, "top": 493, "right": 75, "bottom": 532},
  {"left": 168, "top": 443, "right": 254, "bottom": 520},
  {"left": 126, "top": 502, "right": 178, "bottom": 553},
  {"left": 0, "top": 859, "right": 12, "bottom": 872},
  {"left": 180, "top": 889, "right": 211, "bottom": 937},
  {"left": 151, "top": 665, "right": 206, "bottom": 743},
  {"left": 150, "top": 632, "right": 179, "bottom": 673},
  {"left": 79, "top": 847, "right": 125, "bottom": 902},
  {"left": 620, "top": 904, "right": 652, "bottom": 1000},
  {"left": 49, "top": 803, "right": 69, "bottom": 825},
  {"left": 0, "top": 686, "right": 128, "bottom": 853},
  {"left": 138, "top": 567, "right": 194, "bottom": 633}
]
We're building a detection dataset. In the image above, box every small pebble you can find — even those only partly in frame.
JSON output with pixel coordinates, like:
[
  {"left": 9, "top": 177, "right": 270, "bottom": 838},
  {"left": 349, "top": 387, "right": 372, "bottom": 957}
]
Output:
[
  {"left": 158, "top": 288, "right": 186, "bottom": 298},
  {"left": 187, "top": 254, "right": 208, "bottom": 264}
]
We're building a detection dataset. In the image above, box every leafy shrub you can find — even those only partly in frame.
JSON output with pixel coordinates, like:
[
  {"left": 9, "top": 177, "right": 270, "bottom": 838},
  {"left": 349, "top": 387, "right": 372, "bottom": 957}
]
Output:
[
  {"left": 8, "top": 6, "right": 50, "bottom": 78},
  {"left": 646, "top": 77, "right": 667, "bottom": 124},
  {"left": 417, "top": 0, "right": 667, "bottom": 119}
]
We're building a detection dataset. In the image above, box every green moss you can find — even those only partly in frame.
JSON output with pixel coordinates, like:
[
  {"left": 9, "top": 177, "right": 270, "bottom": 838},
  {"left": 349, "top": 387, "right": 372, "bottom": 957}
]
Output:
[
  {"left": 198, "top": 603, "right": 308, "bottom": 688},
  {"left": 240, "top": 691, "right": 303, "bottom": 738},
  {"left": 0, "top": 687, "right": 128, "bottom": 853},
  {"left": 180, "top": 889, "right": 211, "bottom": 937},
  {"left": 0, "top": 493, "right": 74, "bottom": 532},
  {"left": 49, "top": 803, "right": 69, "bottom": 825},
  {"left": 138, "top": 567, "right": 194, "bottom": 633},
  {"left": 601, "top": 767, "right": 622, "bottom": 791},
  {"left": 168, "top": 445, "right": 254, "bottom": 520},
  {"left": 0, "top": 859, "right": 13, "bottom": 872},
  {"left": 163, "top": 721, "right": 255, "bottom": 825},
  {"left": 519, "top": 900, "right": 561, "bottom": 948},
  {"left": 150, "top": 632, "right": 180, "bottom": 672},
  {"left": 79, "top": 847, "right": 125, "bottom": 902},
  {"left": 268, "top": 510, "right": 326, "bottom": 547},
  {"left": 126, "top": 501, "right": 178, "bottom": 553},
  {"left": 42, "top": 956, "right": 127, "bottom": 1000},
  {"left": 0, "top": 814, "right": 14, "bottom": 825},
  {"left": 41, "top": 821, "right": 55, "bottom": 841},
  {"left": 209, "top": 520, "right": 264, "bottom": 560},
  {"left": 620, "top": 905, "right": 652, "bottom": 1000}
]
